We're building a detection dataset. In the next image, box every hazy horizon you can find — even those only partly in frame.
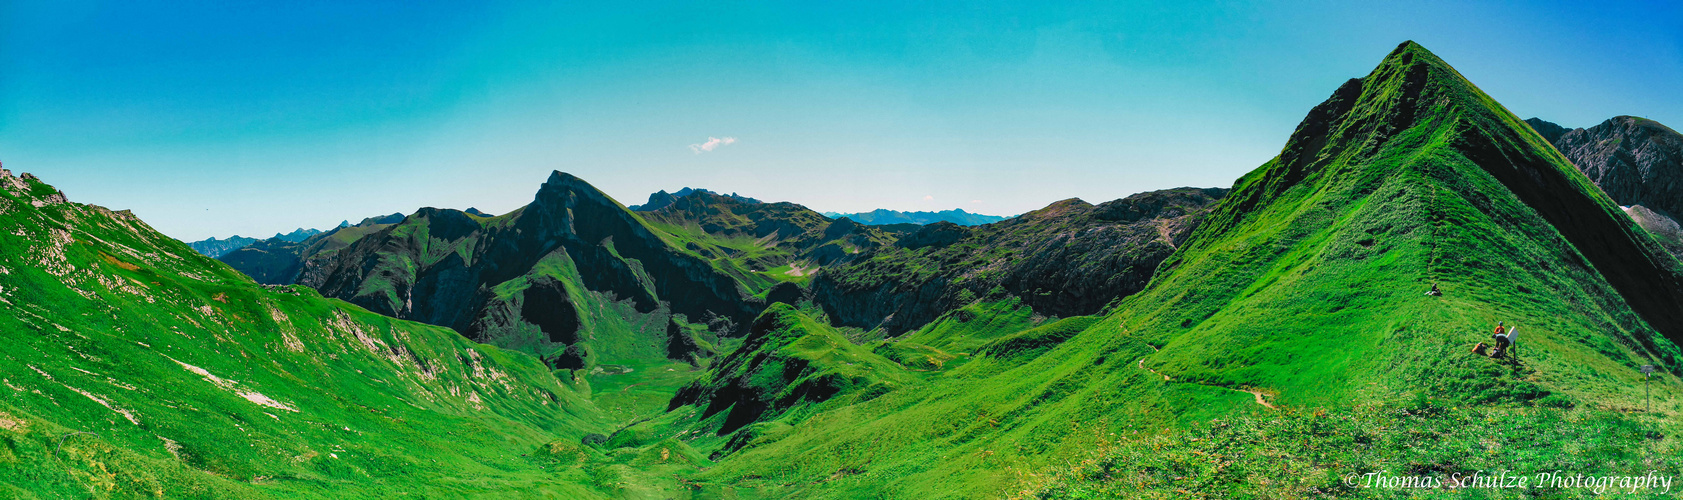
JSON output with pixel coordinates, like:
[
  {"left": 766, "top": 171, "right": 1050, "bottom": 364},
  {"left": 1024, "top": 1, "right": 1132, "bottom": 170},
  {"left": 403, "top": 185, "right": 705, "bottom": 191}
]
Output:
[{"left": 3, "top": 1, "right": 1678, "bottom": 241}]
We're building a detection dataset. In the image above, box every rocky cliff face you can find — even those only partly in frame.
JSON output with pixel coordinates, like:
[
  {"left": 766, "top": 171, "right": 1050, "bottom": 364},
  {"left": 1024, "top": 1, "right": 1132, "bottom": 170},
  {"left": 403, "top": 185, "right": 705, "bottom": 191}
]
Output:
[
  {"left": 1553, "top": 116, "right": 1683, "bottom": 217},
  {"left": 812, "top": 187, "right": 1227, "bottom": 334},
  {"left": 296, "top": 172, "right": 764, "bottom": 368},
  {"left": 1529, "top": 116, "right": 1683, "bottom": 261}
]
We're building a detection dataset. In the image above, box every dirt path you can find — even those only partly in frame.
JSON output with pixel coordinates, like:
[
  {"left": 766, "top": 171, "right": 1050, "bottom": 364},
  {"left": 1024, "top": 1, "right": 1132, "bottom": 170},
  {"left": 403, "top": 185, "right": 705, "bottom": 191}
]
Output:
[
  {"left": 1138, "top": 343, "right": 1276, "bottom": 409},
  {"left": 1138, "top": 358, "right": 1172, "bottom": 381}
]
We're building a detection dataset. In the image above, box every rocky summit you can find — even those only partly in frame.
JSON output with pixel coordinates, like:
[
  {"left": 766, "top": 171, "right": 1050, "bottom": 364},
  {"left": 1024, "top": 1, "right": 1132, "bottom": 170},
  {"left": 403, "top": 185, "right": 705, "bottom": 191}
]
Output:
[{"left": 1530, "top": 115, "right": 1683, "bottom": 257}]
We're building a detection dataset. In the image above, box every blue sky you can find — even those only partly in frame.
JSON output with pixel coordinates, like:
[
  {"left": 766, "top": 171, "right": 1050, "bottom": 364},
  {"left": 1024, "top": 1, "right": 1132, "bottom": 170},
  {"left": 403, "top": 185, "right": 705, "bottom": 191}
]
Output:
[{"left": 2, "top": 1, "right": 1679, "bottom": 241}]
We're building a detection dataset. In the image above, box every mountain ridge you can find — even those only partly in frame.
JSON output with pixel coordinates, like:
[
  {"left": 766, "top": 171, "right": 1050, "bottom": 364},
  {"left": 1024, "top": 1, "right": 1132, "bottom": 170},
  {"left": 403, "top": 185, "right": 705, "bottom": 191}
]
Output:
[{"left": 821, "top": 208, "right": 1009, "bottom": 226}]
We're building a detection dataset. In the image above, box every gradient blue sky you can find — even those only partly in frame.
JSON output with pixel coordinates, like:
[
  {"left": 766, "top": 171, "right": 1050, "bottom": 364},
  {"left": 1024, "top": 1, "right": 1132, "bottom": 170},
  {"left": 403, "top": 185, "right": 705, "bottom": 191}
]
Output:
[{"left": 2, "top": 1, "right": 1679, "bottom": 241}]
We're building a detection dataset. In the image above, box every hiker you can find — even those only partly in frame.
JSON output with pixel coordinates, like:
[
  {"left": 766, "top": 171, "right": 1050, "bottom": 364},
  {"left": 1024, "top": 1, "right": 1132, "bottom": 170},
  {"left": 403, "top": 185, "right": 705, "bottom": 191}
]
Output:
[
  {"left": 1492, "top": 325, "right": 1518, "bottom": 358},
  {"left": 1425, "top": 283, "right": 1442, "bottom": 296}
]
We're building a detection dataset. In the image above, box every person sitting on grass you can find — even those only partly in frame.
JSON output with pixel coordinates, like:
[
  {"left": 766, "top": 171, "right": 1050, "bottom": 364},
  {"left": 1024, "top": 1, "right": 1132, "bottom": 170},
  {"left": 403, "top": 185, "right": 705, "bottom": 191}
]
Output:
[{"left": 1425, "top": 283, "right": 1442, "bottom": 296}]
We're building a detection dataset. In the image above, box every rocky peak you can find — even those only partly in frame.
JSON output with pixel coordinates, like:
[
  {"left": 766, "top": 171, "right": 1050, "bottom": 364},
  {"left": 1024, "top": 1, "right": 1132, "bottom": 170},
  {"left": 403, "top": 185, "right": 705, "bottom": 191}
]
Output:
[
  {"left": 1555, "top": 115, "right": 1683, "bottom": 218},
  {"left": 895, "top": 221, "right": 970, "bottom": 250},
  {"left": 1525, "top": 117, "right": 1571, "bottom": 145},
  {"left": 1093, "top": 187, "right": 1228, "bottom": 223},
  {"left": 357, "top": 213, "right": 406, "bottom": 226},
  {"left": 822, "top": 217, "right": 862, "bottom": 240},
  {"left": 634, "top": 190, "right": 679, "bottom": 211}
]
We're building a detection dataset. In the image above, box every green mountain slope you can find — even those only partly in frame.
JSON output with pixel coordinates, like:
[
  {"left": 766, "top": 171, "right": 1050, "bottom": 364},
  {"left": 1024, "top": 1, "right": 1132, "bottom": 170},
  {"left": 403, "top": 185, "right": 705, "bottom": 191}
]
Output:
[
  {"left": 637, "top": 190, "right": 900, "bottom": 289},
  {"left": 606, "top": 41, "right": 1683, "bottom": 498},
  {"left": 292, "top": 172, "right": 785, "bottom": 425},
  {"left": 1133, "top": 41, "right": 1683, "bottom": 404},
  {"left": 0, "top": 170, "right": 632, "bottom": 498}
]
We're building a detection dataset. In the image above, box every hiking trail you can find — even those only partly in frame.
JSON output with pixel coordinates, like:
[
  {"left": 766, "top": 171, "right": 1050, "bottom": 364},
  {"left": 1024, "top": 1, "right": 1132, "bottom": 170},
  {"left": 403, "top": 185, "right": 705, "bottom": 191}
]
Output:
[{"left": 1137, "top": 342, "right": 1276, "bottom": 409}]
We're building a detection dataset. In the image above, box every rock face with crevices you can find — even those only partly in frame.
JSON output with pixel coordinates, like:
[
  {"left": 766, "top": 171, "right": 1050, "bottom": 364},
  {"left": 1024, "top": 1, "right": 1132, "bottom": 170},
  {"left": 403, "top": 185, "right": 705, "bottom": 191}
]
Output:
[
  {"left": 1528, "top": 116, "right": 1683, "bottom": 260},
  {"left": 812, "top": 187, "right": 1227, "bottom": 334},
  {"left": 1554, "top": 116, "right": 1683, "bottom": 218}
]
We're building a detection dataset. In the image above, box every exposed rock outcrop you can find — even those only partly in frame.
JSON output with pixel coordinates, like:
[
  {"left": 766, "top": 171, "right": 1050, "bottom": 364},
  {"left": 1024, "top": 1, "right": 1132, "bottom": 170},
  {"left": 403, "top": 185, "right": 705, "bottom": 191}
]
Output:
[
  {"left": 813, "top": 187, "right": 1228, "bottom": 334},
  {"left": 296, "top": 172, "right": 764, "bottom": 365},
  {"left": 1554, "top": 116, "right": 1683, "bottom": 218}
]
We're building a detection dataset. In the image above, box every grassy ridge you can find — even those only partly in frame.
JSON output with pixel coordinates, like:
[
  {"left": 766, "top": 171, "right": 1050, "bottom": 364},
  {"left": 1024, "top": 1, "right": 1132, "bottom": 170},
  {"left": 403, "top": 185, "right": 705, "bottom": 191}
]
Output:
[
  {"left": 604, "top": 42, "right": 1683, "bottom": 498},
  {"left": 0, "top": 172, "right": 633, "bottom": 497}
]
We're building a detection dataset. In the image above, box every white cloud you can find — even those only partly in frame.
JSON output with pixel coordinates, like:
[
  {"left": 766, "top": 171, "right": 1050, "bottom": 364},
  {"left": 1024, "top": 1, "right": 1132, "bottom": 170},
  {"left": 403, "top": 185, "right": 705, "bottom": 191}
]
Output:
[
  {"left": 689, "top": 136, "right": 738, "bottom": 154},
  {"left": 923, "top": 195, "right": 934, "bottom": 201},
  {"left": 971, "top": 200, "right": 982, "bottom": 204}
]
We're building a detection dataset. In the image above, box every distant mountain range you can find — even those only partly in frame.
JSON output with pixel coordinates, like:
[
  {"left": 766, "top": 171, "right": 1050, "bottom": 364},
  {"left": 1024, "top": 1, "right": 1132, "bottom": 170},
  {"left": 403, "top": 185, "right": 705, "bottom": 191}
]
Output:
[
  {"left": 821, "top": 208, "right": 1010, "bottom": 226},
  {"left": 185, "top": 227, "right": 323, "bottom": 258},
  {"left": 629, "top": 187, "right": 762, "bottom": 211},
  {"left": 217, "top": 213, "right": 405, "bottom": 285}
]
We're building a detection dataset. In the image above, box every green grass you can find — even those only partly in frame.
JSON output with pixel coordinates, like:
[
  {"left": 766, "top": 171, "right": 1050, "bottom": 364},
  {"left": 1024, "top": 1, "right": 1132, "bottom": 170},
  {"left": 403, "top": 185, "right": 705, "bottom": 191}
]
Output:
[
  {"left": 1024, "top": 404, "right": 1681, "bottom": 499},
  {"left": 565, "top": 41, "right": 1683, "bottom": 499},
  {"left": 0, "top": 173, "right": 704, "bottom": 498},
  {"left": 5, "top": 41, "right": 1683, "bottom": 499}
]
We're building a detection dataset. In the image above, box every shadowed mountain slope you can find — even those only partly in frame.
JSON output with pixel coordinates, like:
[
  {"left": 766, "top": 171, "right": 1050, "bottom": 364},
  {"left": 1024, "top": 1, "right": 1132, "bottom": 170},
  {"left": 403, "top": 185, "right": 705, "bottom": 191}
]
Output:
[
  {"left": 1538, "top": 116, "right": 1683, "bottom": 258},
  {"left": 296, "top": 172, "right": 765, "bottom": 373},
  {"left": 813, "top": 187, "right": 1227, "bottom": 334},
  {"left": 1554, "top": 116, "right": 1683, "bottom": 217},
  {"left": 1128, "top": 41, "right": 1683, "bottom": 400},
  {"left": 218, "top": 215, "right": 404, "bottom": 285}
]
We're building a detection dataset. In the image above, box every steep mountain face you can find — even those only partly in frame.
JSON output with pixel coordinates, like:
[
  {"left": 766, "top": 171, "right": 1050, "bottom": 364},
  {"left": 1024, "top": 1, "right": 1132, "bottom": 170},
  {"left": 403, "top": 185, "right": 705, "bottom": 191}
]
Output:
[
  {"left": 1526, "top": 116, "right": 1683, "bottom": 258},
  {"left": 1135, "top": 41, "right": 1683, "bottom": 396},
  {"left": 609, "top": 42, "right": 1683, "bottom": 498},
  {"left": 821, "top": 208, "right": 1009, "bottom": 226},
  {"left": 1545, "top": 117, "right": 1683, "bottom": 258},
  {"left": 296, "top": 172, "right": 764, "bottom": 370},
  {"left": 0, "top": 169, "right": 613, "bottom": 497},
  {"left": 217, "top": 216, "right": 404, "bottom": 285},
  {"left": 1554, "top": 117, "right": 1683, "bottom": 216},
  {"left": 638, "top": 191, "right": 899, "bottom": 288},
  {"left": 813, "top": 187, "right": 1227, "bottom": 334}
]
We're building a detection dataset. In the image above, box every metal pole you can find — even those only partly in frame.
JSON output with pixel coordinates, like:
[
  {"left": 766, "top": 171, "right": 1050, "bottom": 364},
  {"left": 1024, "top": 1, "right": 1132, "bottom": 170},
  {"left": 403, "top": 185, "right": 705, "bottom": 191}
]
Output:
[{"left": 1642, "top": 365, "right": 1656, "bottom": 413}]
